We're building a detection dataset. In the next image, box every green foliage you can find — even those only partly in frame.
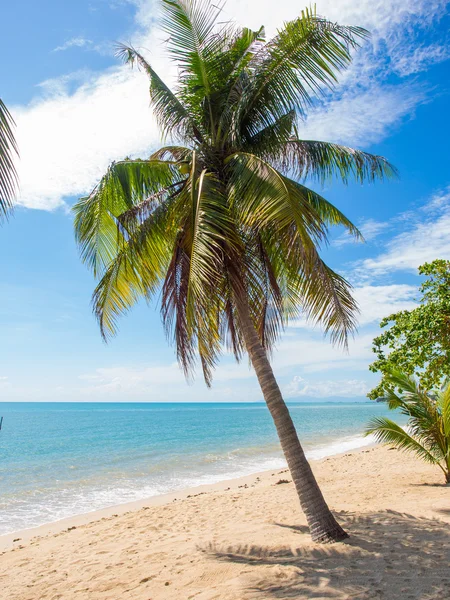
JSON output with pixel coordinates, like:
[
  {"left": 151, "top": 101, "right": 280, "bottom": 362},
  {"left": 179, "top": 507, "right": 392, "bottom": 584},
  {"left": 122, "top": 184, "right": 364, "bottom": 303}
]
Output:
[
  {"left": 369, "top": 260, "right": 450, "bottom": 400},
  {"left": 73, "top": 0, "right": 396, "bottom": 386},
  {"left": 366, "top": 368, "right": 450, "bottom": 483},
  {"left": 0, "top": 99, "right": 18, "bottom": 222}
]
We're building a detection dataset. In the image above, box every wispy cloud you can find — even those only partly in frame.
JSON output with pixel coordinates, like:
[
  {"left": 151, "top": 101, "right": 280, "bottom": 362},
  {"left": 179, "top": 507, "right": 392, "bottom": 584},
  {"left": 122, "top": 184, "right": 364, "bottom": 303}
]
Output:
[
  {"left": 53, "top": 37, "right": 93, "bottom": 52},
  {"left": 394, "top": 44, "right": 450, "bottom": 76},
  {"left": 356, "top": 187, "right": 450, "bottom": 278},
  {"left": 298, "top": 84, "right": 427, "bottom": 146},
  {"left": 284, "top": 375, "right": 369, "bottom": 398},
  {"left": 334, "top": 218, "right": 389, "bottom": 247},
  {"left": 353, "top": 284, "right": 417, "bottom": 325}
]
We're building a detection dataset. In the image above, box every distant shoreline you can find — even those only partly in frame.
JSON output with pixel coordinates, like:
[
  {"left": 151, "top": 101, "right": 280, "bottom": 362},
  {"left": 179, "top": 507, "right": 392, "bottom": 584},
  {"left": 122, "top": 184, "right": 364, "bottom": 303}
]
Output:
[{"left": 0, "top": 399, "right": 375, "bottom": 404}]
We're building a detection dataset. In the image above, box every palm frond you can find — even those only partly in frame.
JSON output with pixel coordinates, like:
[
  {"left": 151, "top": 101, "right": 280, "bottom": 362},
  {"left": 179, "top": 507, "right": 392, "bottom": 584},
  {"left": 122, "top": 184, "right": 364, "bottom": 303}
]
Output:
[
  {"left": 220, "top": 294, "right": 244, "bottom": 361},
  {"left": 290, "top": 254, "right": 358, "bottom": 347},
  {"left": 117, "top": 178, "right": 187, "bottom": 233},
  {"left": 366, "top": 417, "right": 444, "bottom": 467},
  {"left": 244, "top": 234, "right": 285, "bottom": 353},
  {"left": 439, "top": 380, "right": 450, "bottom": 441},
  {"left": 243, "top": 110, "right": 296, "bottom": 155},
  {"left": 116, "top": 44, "right": 203, "bottom": 143},
  {"left": 226, "top": 152, "right": 327, "bottom": 249},
  {"left": 92, "top": 199, "right": 177, "bottom": 339},
  {"left": 289, "top": 178, "right": 362, "bottom": 241},
  {"left": 384, "top": 368, "right": 421, "bottom": 397},
  {"left": 162, "top": 233, "right": 197, "bottom": 380},
  {"left": 0, "top": 99, "right": 19, "bottom": 221},
  {"left": 73, "top": 159, "right": 181, "bottom": 277},
  {"left": 237, "top": 8, "right": 368, "bottom": 138},
  {"left": 161, "top": 0, "right": 221, "bottom": 75},
  {"left": 186, "top": 169, "right": 235, "bottom": 317},
  {"left": 150, "top": 145, "right": 193, "bottom": 162},
  {"left": 171, "top": 164, "right": 239, "bottom": 385},
  {"left": 276, "top": 139, "right": 398, "bottom": 184}
]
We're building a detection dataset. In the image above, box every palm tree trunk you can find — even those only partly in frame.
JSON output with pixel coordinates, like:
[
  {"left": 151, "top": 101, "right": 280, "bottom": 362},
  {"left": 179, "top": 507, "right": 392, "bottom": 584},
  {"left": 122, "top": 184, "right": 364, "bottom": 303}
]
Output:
[{"left": 235, "top": 295, "right": 348, "bottom": 543}]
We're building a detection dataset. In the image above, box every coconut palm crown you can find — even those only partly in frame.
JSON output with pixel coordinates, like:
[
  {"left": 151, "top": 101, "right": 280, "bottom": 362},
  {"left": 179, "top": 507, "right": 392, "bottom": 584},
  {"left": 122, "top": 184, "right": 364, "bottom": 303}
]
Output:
[
  {"left": 73, "top": 0, "right": 396, "bottom": 542},
  {"left": 367, "top": 369, "right": 450, "bottom": 484},
  {"left": 0, "top": 99, "right": 18, "bottom": 221}
]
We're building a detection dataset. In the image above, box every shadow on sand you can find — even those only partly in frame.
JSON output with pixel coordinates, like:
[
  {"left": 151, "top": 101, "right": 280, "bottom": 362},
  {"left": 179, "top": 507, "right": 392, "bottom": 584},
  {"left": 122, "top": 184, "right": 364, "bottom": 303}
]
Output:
[{"left": 205, "top": 510, "right": 450, "bottom": 599}]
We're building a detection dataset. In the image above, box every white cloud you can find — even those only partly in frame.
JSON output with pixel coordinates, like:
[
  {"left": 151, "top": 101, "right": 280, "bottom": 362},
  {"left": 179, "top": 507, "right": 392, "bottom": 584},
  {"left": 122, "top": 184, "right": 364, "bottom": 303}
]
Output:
[
  {"left": 53, "top": 37, "right": 93, "bottom": 52},
  {"left": 394, "top": 43, "right": 450, "bottom": 76},
  {"left": 73, "top": 328, "right": 376, "bottom": 400},
  {"left": 11, "top": 0, "right": 448, "bottom": 211},
  {"left": 353, "top": 284, "right": 417, "bottom": 325},
  {"left": 298, "top": 84, "right": 426, "bottom": 146},
  {"left": 77, "top": 356, "right": 258, "bottom": 398},
  {"left": 358, "top": 188, "right": 450, "bottom": 277},
  {"left": 78, "top": 362, "right": 183, "bottom": 395},
  {"left": 274, "top": 332, "right": 374, "bottom": 373},
  {"left": 357, "top": 219, "right": 390, "bottom": 242},
  {"left": 14, "top": 66, "right": 160, "bottom": 210},
  {"left": 284, "top": 375, "right": 369, "bottom": 398},
  {"left": 334, "top": 218, "right": 389, "bottom": 247}
]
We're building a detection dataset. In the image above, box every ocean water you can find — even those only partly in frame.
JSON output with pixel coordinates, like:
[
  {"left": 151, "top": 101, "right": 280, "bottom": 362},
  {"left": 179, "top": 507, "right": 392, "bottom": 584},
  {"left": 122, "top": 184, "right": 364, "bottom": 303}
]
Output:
[{"left": 0, "top": 401, "right": 404, "bottom": 535}]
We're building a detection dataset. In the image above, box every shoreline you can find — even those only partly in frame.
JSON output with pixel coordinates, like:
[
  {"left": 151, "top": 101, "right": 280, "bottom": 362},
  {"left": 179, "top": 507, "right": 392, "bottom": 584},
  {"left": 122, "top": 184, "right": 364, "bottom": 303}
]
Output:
[
  {"left": 1, "top": 443, "right": 448, "bottom": 600},
  {"left": 0, "top": 441, "right": 377, "bottom": 552}
]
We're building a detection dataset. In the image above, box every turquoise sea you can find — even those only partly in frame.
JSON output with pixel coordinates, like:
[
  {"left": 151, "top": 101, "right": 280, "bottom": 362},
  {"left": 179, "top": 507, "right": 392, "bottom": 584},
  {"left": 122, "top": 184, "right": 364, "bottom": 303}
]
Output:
[{"left": 0, "top": 401, "right": 404, "bottom": 535}]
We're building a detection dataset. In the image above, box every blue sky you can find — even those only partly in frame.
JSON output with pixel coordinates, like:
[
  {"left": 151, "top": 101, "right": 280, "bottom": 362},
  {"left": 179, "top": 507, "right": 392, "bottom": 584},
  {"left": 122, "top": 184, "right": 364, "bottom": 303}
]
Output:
[{"left": 1, "top": 0, "right": 450, "bottom": 402}]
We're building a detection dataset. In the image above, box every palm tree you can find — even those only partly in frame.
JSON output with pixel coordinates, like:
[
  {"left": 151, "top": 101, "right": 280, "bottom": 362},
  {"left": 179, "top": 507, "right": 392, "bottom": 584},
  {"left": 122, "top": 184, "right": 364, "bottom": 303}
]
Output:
[
  {"left": 366, "top": 369, "right": 450, "bottom": 484},
  {"left": 0, "top": 99, "right": 18, "bottom": 220},
  {"left": 73, "top": 0, "right": 396, "bottom": 542}
]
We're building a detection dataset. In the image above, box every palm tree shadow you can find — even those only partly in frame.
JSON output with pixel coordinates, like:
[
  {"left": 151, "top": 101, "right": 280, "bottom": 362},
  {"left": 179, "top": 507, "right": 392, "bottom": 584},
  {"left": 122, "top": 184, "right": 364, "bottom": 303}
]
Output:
[
  {"left": 410, "top": 482, "right": 449, "bottom": 487},
  {"left": 273, "top": 522, "right": 310, "bottom": 534},
  {"left": 205, "top": 510, "right": 450, "bottom": 599}
]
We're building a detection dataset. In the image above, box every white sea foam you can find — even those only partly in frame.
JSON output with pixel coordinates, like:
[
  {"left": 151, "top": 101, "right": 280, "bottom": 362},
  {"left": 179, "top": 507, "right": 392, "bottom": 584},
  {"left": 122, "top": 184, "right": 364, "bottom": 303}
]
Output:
[
  {"left": 0, "top": 432, "right": 379, "bottom": 536},
  {"left": 306, "top": 433, "right": 377, "bottom": 460}
]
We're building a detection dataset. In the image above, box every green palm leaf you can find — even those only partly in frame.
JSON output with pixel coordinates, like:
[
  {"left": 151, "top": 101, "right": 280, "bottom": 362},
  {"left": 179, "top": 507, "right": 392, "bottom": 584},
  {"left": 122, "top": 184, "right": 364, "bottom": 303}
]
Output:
[
  {"left": 439, "top": 380, "right": 450, "bottom": 442},
  {"left": 0, "top": 99, "right": 18, "bottom": 221},
  {"left": 92, "top": 195, "right": 179, "bottom": 339},
  {"left": 290, "top": 253, "right": 358, "bottom": 347},
  {"left": 236, "top": 8, "right": 368, "bottom": 138},
  {"left": 160, "top": 0, "right": 226, "bottom": 131},
  {"left": 366, "top": 417, "right": 443, "bottom": 466},
  {"left": 73, "top": 159, "right": 181, "bottom": 276},
  {"left": 367, "top": 368, "right": 450, "bottom": 481},
  {"left": 225, "top": 152, "right": 327, "bottom": 249},
  {"left": 116, "top": 44, "right": 203, "bottom": 143},
  {"left": 276, "top": 139, "right": 398, "bottom": 184}
]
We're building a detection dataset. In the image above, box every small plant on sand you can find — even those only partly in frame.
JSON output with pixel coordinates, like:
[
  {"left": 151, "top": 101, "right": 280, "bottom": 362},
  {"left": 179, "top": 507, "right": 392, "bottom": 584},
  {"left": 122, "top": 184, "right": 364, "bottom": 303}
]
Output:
[{"left": 366, "top": 369, "right": 450, "bottom": 484}]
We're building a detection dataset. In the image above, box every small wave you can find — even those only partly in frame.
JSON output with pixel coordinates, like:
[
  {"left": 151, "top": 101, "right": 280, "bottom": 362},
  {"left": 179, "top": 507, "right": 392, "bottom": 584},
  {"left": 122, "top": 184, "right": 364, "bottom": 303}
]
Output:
[
  {"left": 0, "top": 433, "right": 379, "bottom": 536},
  {"left": 306, "top": 433, "right": 376, "bottom": 460}
]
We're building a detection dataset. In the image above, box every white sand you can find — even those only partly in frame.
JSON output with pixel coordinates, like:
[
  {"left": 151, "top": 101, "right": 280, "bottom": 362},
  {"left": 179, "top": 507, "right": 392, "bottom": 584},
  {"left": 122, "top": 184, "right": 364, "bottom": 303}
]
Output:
[{"left": 1, "top": 445, "right": 449, "bottom": 599}]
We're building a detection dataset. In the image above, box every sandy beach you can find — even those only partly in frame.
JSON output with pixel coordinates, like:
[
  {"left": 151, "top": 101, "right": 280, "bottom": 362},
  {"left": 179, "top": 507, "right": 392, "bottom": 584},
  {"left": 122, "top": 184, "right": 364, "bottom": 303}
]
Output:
[{"left": 1, "top": 444, "right": 449, "bottom": 600}]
